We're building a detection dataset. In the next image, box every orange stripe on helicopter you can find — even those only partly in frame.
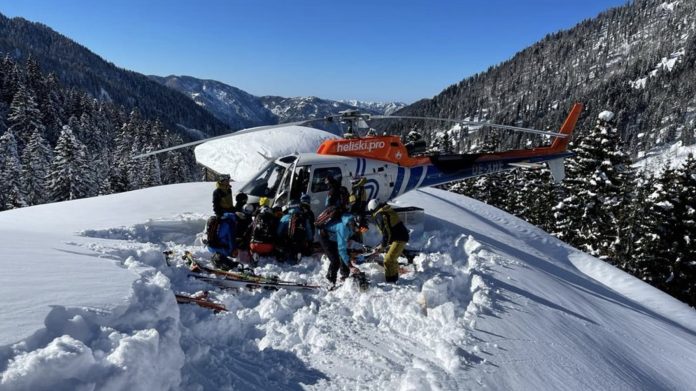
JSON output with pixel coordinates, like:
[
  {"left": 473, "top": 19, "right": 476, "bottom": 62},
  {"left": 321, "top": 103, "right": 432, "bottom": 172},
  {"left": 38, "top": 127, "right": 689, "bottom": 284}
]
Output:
[{"left": 316, "top": 135, "right": 431, "bottom": 167}]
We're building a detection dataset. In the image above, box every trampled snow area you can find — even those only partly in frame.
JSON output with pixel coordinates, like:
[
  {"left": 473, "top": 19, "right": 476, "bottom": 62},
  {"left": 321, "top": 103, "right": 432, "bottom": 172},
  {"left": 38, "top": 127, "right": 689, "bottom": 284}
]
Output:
[{"left": 2, "top": 182, "right": 696, "bottom": 390}]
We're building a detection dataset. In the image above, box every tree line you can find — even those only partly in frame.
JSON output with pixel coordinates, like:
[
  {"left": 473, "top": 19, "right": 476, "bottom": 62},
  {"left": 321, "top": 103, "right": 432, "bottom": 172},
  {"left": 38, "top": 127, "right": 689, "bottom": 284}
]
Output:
[
  {"left": 442, "top": 115, "right": 696, "bottom": 307},
  {"left": 0, "top": 56, "right": 197, "bottom": 210}
]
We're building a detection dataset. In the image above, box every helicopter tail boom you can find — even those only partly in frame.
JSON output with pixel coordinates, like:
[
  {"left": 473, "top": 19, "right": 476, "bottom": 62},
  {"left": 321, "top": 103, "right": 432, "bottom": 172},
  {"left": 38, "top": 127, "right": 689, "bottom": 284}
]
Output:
[{"left": 549, "top": 102, "right": 583, "bottom": 153}]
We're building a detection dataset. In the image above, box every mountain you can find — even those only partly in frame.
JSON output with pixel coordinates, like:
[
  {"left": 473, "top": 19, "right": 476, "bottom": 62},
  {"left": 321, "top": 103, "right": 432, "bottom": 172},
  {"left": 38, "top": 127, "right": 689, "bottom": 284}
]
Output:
[
  {"left": 0, "top": 13, "right": 228, "bottom": 137},
  {"left": 258, "top": 95, "right": 367, "bottom": 122},
  {"left": 392, "top": 0, "right": 696, "bottom": 158},
  {"left": 150, "top": 75, "right": 404, "bottom": 130},
  {"left": 149, "top": 75, "right": 276, "bottom": 130},
  {"left": 339, "top": 99, "right": 407, "bottom": 115}
]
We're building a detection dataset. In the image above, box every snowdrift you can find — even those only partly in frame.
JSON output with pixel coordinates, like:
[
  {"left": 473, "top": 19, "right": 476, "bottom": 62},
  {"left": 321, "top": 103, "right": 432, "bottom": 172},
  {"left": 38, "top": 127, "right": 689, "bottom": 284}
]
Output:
[
  {"left": 194, "top": 125, "right": 338, "bottom": 181},
  {"left": 1, "top": 183, "right": 696, "bottom": 390}
]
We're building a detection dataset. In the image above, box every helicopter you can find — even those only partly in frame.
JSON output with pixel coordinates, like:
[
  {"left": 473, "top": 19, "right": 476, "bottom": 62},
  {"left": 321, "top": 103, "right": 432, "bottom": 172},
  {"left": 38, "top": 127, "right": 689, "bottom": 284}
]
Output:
[{"left": 137, "top": 103, "right": 583, "bottom": 217}]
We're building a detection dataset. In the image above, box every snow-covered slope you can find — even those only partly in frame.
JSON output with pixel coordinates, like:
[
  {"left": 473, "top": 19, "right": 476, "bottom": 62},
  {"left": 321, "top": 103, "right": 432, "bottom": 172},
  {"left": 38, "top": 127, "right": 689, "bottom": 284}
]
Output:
[
  {"left": 634, "top": 140, "right": 696, "bottom": 172},
  {"left": 150, "top": 75, "right": 277, "bottom": 130},
  {"left": 1, "top": 181, "right": 695, "bottom": 390}
]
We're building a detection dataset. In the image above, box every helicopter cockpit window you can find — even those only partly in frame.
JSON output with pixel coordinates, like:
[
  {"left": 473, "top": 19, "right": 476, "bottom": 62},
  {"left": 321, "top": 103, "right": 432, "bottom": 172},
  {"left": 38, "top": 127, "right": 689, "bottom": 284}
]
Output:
[
  {"left": 311, "top": 167, "right": 342, "bottom": 193},
  {"left": 239, "top": 162, "right": 287, "bottom": 198}
]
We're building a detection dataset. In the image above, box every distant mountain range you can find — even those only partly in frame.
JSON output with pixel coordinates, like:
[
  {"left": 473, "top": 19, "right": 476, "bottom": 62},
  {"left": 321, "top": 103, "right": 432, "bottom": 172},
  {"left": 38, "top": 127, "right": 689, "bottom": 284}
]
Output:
[
  {"left": 0, "top": 12, "right": 405, "bottom": 140},
  {"left": 149, "top": 75, "right": 406, "bottom": 130},
  {"left": 0, "top": 13, "right": 228, "bottom": 139}
]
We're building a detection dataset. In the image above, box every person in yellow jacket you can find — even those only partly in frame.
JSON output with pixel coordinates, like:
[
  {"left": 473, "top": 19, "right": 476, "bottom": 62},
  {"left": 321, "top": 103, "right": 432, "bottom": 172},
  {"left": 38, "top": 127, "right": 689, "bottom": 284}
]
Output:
[
  {"left": 367, "top": 199, "right": 409, "bottom": 283},
  {"left": 212, "top": 175, "right": 234, "bottom": 217}
]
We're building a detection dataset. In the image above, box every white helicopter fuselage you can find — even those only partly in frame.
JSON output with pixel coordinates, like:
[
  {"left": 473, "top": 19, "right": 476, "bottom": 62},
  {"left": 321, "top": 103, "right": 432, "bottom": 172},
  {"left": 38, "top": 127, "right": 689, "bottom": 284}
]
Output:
[{"left": 238, "top": 153, "right": 400, "bottom": 216}]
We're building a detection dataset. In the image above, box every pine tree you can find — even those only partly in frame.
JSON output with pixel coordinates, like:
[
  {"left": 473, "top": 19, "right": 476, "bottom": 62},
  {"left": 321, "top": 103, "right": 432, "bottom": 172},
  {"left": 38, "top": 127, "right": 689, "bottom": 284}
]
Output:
[
  {"left": 670, "top": 154, "right": 696, "bottom": 304},
  {"left": 0, "top": 130, "right": 27, "bottom": 210},
  {"left": 48, "top": 125, "right": 93, "bottom": 201},
  {"left": 515, "top": 169, "right": 558, "bottom": 231},
  {"left": 21, "top": 129, "right": 53, "bottom": 205},
  {"left": 7, "top": 83, "right": 45, "bottom": 151},
  {"left": 552, "top": 112, "right": 635, "bottom": 262}
]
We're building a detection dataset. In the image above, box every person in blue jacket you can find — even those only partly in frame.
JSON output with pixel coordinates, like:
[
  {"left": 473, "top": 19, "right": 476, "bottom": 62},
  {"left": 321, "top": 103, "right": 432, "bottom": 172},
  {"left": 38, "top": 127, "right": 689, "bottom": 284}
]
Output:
[
  {"left": 318, "top": 213, "right": 361, "bottom": 285},
  {"left": 276, "top": 202, "right": 313, "bottom": 263},
  {"left": 206, "top": 212, "right": 238, "bottom": 270}
]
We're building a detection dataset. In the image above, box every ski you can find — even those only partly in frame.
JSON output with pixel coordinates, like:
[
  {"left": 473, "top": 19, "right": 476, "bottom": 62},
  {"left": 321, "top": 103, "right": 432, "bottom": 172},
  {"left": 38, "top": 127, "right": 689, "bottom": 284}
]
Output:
[
  {"left": 165, "top": 250, "right": 321, "bottom": 291},
  {"left": 175, "top": 292, "right": 227, "bottom": 313},
  {"left": 191, "top": 273, "right": 320, "bottom": 292},
  {"left": 182, "top": 251, "right": 293, "bottom": 284}
]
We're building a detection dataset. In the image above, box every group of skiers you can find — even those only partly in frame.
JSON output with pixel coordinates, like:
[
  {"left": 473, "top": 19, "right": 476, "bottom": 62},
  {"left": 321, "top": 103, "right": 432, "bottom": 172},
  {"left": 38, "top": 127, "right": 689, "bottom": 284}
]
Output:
[{"left": 206, "top": 174, "right": 409, "bottom": 285}]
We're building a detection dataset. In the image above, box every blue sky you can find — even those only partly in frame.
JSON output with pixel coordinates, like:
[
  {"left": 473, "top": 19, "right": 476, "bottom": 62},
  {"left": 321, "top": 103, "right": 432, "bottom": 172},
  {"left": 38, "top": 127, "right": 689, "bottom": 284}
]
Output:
[{"left": 2, "top": 0, "right": 628, "bottom": 103}]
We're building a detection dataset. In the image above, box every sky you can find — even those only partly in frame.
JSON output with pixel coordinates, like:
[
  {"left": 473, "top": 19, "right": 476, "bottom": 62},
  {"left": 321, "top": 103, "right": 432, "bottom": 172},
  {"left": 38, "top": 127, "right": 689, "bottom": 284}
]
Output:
[{"left": 1, "top": 0, "right": 629, "bottom": 103}]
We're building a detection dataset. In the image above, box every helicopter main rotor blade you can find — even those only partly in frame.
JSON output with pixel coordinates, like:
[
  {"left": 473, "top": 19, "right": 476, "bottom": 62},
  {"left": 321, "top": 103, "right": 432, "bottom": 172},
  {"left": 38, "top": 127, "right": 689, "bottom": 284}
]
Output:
[
  {"left": 371, "top": 115, "right": 568, "bottom": 138},
  {"left": 133, "top": 118, "right": 326, "bottom": 159}
]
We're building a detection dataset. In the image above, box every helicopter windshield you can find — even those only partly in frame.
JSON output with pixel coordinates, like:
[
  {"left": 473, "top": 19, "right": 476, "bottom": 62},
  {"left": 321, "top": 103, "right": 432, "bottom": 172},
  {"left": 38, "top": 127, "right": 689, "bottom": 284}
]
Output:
[{"left": 239, "top": 161, "right": 287, "bottom": 198}]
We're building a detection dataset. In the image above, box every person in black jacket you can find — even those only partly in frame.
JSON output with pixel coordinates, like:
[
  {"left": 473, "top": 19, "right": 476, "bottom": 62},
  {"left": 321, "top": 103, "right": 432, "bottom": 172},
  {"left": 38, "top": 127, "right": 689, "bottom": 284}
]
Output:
[
  {"left": 234, "top": 192, "right": 248, "bottom": 213},
  {"left": 213, "top": 175, "right": 234, "bottom": 217}
]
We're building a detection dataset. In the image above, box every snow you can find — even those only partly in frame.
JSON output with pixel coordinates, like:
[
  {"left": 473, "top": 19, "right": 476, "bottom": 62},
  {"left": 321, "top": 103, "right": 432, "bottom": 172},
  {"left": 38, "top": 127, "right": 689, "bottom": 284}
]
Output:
[
  {"left": 598, "top": 110, "right": 615, "bottom": 122},
  {"left": 194, "top": 125, "right": 338, "bottom": 180},
  {"left": 629, "top": 76, "right": 647, "bottom": 89},
  {"left": 634, "top": 140, "right": 696, "bottom": 172},
  {"left": 2, "top": 135, "right": 696, "bottom": 390},
  {"left": 657, "top": 1, "right": 678, "bottom": 12},
  {"left": 630, "top": 48, "right": 684, "bottom": 89}
]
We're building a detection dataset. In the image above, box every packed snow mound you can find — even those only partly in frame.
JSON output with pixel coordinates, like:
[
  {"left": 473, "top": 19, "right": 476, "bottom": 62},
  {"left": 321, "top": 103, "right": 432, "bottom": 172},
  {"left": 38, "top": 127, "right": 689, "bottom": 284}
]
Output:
[
  {"left": 194, "top": 125, "right": 338, "bottom": 181},
  {"left": 2, "top": 183, "right": 696, "bottom": 390}
]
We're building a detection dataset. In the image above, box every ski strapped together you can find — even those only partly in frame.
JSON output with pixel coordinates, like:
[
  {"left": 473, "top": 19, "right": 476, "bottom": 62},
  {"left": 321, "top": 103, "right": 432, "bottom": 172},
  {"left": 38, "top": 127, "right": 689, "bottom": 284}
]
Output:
[{"left": 164, "top": 250, "right": 321, "bottom": 292}]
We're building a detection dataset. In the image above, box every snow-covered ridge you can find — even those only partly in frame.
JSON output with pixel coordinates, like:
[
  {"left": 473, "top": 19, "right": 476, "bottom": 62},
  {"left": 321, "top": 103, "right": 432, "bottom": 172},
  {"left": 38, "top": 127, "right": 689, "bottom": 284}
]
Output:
[
  {"left": 339, "top": 100, "right": 408, "bottom": 116},
  {"left": 150, "top": 75, "right": 405, "bottom": 130}
]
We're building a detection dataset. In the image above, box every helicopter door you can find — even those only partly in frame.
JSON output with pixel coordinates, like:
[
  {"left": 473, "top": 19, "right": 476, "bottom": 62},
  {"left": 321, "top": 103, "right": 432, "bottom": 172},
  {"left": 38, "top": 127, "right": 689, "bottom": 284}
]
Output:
[
  {"left": 307, "top": 165, "right": 344, "bottom": 216},
  {"left": 273, "top": 164, "right": 312, "bottom": 208}
]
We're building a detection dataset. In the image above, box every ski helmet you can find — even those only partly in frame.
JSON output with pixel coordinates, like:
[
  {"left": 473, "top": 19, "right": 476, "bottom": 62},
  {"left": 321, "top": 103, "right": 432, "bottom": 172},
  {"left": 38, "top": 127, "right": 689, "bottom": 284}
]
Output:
[
  {"left": 367, "top": 199, "right": 380, "bottom": 212},
  {"left": 300, "top": 193, "right": 311, "bottom": 204}
]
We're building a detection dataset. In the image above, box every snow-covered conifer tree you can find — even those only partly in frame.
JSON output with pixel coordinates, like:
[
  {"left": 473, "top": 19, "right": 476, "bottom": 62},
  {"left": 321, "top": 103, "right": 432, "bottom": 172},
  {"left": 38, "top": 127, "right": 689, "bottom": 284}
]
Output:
[
  {"left": 0, "top": 130, "right": 27, "bottom": 210},
  {"left": 48, "top": 125, "right": 93, "bottom": 201},
  {"left": 552, "top": 111, "right": 635, "bottom": 261},
  {"left": 7, "top": 83, "right": 45, "bottom": 151},
  {"left": 21, "top": 129, "right": 53, "bottom": 205}
]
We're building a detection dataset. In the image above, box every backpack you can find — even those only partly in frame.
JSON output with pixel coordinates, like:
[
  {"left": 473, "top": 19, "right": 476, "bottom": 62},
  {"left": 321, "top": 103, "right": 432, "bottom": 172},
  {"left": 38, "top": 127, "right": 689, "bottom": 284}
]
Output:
[
  {"left": 204, "top": 215, "right": 223, "bottom": 248},
  {"left": 288, "top": 212, "right": 307, "bottom": 243},
  {"left": 315, "top": 205, "right": 341, "bottom": 229},
  {"left": 251, "top": 210, "right": 275, "bottom": 243}
]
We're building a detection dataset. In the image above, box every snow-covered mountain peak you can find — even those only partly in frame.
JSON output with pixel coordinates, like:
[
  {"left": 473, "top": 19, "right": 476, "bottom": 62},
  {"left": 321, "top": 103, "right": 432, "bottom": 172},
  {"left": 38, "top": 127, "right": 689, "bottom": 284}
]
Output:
[{"left": 150, "top": 75, "right": 406, "bottom": 131}]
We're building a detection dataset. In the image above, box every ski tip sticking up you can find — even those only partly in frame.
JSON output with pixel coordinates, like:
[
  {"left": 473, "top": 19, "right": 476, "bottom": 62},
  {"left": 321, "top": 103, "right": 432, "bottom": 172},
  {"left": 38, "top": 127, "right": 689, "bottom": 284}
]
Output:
[{"left": 175, "top": 292, "right": 227, "bottom": 313}]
